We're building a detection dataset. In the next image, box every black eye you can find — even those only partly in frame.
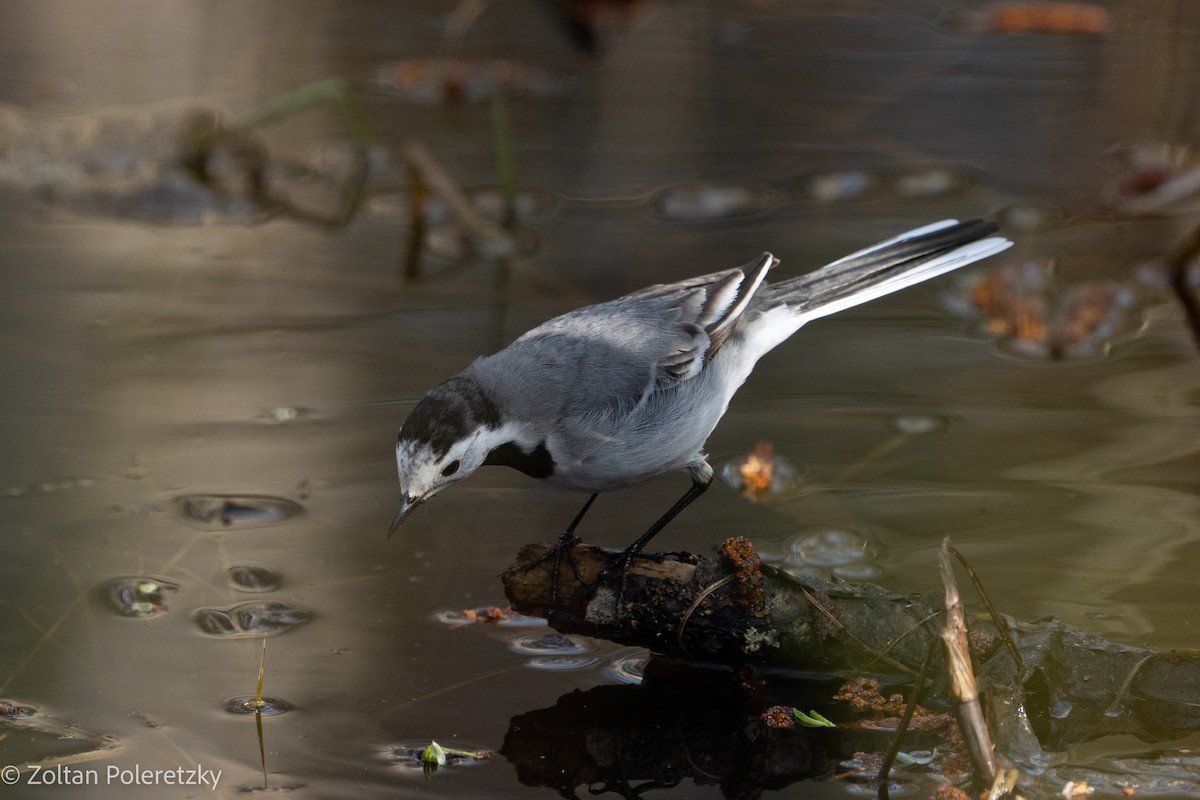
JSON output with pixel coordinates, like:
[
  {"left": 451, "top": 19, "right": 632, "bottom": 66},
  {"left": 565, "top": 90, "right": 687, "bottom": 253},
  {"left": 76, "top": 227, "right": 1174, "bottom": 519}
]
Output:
[{"left": 441, "top": 460, "right": 460, "bottom": 477}]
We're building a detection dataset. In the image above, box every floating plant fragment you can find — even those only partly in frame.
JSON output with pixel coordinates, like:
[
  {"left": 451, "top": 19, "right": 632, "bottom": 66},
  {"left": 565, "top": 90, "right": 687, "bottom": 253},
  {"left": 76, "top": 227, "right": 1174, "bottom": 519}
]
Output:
[
  {"left": 422, "top": 741, "right": 447, "bottom": 766},
  {"left": 386, "top": 741, "right": 494, "bottom": 775},
  {"left": 194, "top": 601, "right": 313, "bottom": 638},
  {"left": 1049, "top": 281, "right": 1138, "bottom": 358},
  {"left": 950, "top": 261, "right": 1140, "bottom": 359},
  {"left": 173, "top": 493, "right": 303, "bottom": 530},
  {"left": 0, "top": 701, "right": 34, "bottom": 718},
  {"left": 103, "top": 576, "right": 180, "bottom": 617},
  {"left": 792, "top": 708, "right": 836, "bottom": 728},
  {"left": 720, "top": 441, "right": 795, "bottom": 501},
  {"left": 434, "top": 605, "right": 545, "bottom": 628}
]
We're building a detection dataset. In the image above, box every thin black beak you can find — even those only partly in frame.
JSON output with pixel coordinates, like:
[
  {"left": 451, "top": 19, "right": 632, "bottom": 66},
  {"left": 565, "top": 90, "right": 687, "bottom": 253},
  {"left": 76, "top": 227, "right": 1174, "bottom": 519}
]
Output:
[{"left": 388, "top": 494, "right": 420, "bottom": 538}]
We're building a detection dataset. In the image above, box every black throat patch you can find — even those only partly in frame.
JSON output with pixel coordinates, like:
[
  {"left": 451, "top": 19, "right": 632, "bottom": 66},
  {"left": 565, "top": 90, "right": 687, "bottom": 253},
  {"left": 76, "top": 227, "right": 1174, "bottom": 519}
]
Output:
[
  {"left": 399, "top": 376, "right": 502, "bottom": 458},
  {"left": 484, "top": 441, "right": 555, "bottom": 479}
]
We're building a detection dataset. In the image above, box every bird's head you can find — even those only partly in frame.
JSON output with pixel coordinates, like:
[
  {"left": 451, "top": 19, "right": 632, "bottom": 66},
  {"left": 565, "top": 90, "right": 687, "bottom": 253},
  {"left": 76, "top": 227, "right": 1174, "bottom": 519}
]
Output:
[{"left": 390, "top": 375, "right": 503, "bottom": 536}]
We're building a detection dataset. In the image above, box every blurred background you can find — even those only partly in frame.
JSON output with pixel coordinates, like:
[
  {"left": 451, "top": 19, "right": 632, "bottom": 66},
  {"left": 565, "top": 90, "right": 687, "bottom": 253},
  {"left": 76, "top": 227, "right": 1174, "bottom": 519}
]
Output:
[{"left": 0, "top": 1, "right": 1197, "bottom": 797}]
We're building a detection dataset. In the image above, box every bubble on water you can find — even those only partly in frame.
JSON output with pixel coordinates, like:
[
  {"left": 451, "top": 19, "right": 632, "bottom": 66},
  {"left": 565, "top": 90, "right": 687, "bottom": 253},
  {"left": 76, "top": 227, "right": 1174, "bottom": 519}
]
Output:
[
  {"left": 424, "top": 222, "right": 538, "bottom": 262},
  {"left": 0, "top": 476, "right": 98, "bottom": 500},
  {"left": 103, "top": 577, "right": 180, "bottom": 618},
  {"left": 891, "top": 167, "right": 974, "bottom": 198},
  {"left": 194, "top": 601, "right": 313, "bottom": 638},
  {"left": 797, "top": 170, "right": 875, "bottom": 202},
  {"left": 831, "top": 563, "right": 884, "bottom": 581},
  {"left": 507, "top": 632, "right": 590, "bottom": 656},
  {"left": 890, "top": 414, "right": 946, "bottom": 435},
  {"left": 257, "top": 406, "right": 316, "bottom": 424},
  {"left": 799, "top": 167, "right": 973, "bottom": 203},
  {"left": 194, "top": 607, "right": 238, "bottom": 636},
  {"left": 992, "top": 202, "right": 1063, "bottom": 233},
  {"left": 789, "top": 528, "right": 880, "bottom": 569},
  {"left": 228, "top": 565, "right": 282, "bottom": 593},
  {"left": 514, "top": 633, "right": 598, "bottom": 670},
  {"left": 468, "top": 186, "right": 559, "bottom": 223},
  {"left": 604, "top": 651, "right": 648, "bottom": 685},
  {"left": 224, "top": 696, "right": 295, "bottom": 716},
  {"left": 524, "top": 655, "right": 599, "bottom": 671},
  {"left": 173, "top": 493, "right": 303, "bottom": 530},
  {"left": 650, "top": 183, "right": 780, "bottom": 222}
]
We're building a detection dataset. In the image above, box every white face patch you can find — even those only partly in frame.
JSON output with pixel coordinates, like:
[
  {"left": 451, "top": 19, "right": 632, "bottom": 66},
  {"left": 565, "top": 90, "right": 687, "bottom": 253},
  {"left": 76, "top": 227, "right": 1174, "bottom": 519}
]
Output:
[
  {"left": 396, "top": 419, "right": 532, "bottom": 505},
  {"left": 396, "top": 440, "right": 440, "bottom": 500},
  {"left": 395, "top": 432, "right": 481, "bottom": 503}
]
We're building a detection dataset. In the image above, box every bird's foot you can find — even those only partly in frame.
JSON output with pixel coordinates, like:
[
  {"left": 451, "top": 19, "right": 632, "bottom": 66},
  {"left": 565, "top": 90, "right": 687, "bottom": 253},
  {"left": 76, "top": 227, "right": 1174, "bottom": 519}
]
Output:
[
  {"left": 588, "top": 544, "right": 652, "bottom": 612},
  {"left": 524, "top": 530, "right": 585, "bottom": 615}
]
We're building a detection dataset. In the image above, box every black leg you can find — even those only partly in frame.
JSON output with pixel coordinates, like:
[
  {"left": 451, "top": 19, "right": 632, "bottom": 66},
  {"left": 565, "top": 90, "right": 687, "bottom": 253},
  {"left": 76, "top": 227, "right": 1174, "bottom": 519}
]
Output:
[
  {"left": 598, "top": 478, "right": 711, "bottom": 604},
  {"left": 525, "top": 493, "right": 600, "bottom": 613},
  {"left": 621, "top": 479, "right": 709, "bottom": 560},
  {"left": 526, "top": 492, "right": 599, "bottom": 571},
  {"left": 566, "top": 493, "right": 599, "bottom": 537}
]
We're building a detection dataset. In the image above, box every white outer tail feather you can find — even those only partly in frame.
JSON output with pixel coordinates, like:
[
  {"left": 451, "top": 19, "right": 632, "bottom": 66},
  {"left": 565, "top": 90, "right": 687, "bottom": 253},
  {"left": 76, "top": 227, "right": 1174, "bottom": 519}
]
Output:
[
  {"left": 823, "top": 218, "right": 964, "bottom": 270},
  {"left": 743, "top": 222, "right": 1013, "bottom": 359},
  {"left": 794, "top": 236, "right": 1012, "bottom": 325}
]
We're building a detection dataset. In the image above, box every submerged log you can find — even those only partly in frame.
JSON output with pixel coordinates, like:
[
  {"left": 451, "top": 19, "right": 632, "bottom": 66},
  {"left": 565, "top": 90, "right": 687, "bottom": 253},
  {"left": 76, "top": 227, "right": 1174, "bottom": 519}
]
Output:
[
  {"left": 502, "top": 538, "right": 938, "bottom": 675},
  {"left": 501, "top": 538, "right": 1200, "bottom": 755}
]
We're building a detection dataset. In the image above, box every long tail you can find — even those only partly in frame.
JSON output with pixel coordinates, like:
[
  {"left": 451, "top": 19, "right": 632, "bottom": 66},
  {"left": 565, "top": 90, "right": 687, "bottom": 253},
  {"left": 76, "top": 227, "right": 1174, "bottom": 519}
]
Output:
[{"left": 746, "top": 219, "right": 1011, "bottom": 355}]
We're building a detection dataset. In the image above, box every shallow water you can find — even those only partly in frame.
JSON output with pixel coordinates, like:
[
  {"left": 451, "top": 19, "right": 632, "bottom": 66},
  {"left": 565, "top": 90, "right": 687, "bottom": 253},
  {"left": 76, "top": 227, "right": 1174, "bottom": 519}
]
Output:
[{"left": 1, "top": 1, "right": 1198, "bottom": 798}]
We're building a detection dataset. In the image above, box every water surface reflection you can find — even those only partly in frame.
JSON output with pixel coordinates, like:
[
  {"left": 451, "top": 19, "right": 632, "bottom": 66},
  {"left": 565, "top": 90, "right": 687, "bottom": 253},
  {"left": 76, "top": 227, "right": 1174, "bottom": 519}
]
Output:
[{"left": 1, "top": 1, "right": 1198, "bottom": 798}]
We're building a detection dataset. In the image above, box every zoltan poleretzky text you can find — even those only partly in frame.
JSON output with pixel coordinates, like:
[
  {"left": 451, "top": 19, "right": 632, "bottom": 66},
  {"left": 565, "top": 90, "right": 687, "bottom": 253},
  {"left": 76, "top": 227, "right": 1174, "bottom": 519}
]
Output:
[{"left": 10, "top": 763, "right": 222, "bottom": 790}]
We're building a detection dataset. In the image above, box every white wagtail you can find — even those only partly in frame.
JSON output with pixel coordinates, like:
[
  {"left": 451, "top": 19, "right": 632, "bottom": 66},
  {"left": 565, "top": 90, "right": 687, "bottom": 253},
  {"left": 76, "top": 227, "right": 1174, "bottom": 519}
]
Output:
[{"left": 390, "top": 219, "right": 1011, "bottom": 572}]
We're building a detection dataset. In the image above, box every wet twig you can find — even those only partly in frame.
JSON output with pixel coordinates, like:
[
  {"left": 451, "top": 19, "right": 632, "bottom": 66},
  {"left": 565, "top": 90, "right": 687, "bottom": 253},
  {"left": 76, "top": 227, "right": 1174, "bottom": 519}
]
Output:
[
  {"left": 402, "top": 142, "right": 514, "bottom": 260},
  {"left": 1105, "top": 648, "right": 1200, "bottom": 716},
  {"left": 254, "top": 638, "right": 268, "bottom": 790},
  {"left": 939, "top": 537, "right": 998, "bottom": 785},
  {"left": 876, "top": 638, "right": 938, "bottom": 788},
  {"left": 946, "top": 544, "right": 1022, "bottom": 674}
]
